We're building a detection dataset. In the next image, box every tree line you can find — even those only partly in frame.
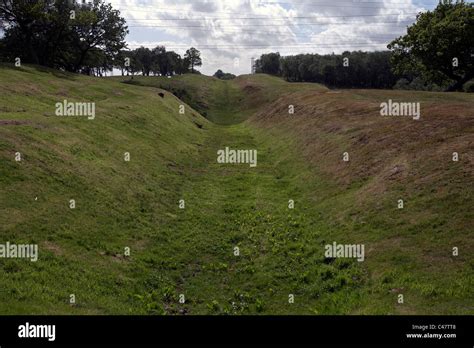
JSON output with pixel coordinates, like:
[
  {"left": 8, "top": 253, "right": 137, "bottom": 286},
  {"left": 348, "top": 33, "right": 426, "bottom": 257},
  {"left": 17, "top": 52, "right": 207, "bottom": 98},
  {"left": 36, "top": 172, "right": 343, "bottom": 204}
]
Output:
[
  {"left": 255, "top": 51, "right": 397, "bottom": 89},
  {"left": 255, "top": 0, "right": 473, "bottom": 91},
  {"left": 118, "top": 46, "right": 202, "bottom": 77},
  {"left": 1, "top": 0, "right": 471, "bottom": 90},
  {"left": 0, "top": 0, "right": 127, "bottom": 75},
  {"left": 0, "top": 0, "right": 201, "bottom": 76}
]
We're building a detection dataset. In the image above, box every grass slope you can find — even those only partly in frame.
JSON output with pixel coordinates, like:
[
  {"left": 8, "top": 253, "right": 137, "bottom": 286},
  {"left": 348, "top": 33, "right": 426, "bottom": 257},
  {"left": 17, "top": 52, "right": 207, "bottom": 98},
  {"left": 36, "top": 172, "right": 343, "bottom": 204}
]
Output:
[
  {"left": 122, "top": 73, "right": 327, "bottom": 125},
  {"left": 0, "top": 66, "right": 472, "bottom": 314},
  {"left": 0, "top": 64, "right": 209, "bottom": 313},
  {"left": 250, "top": 88, "right": 474, "bottom": 314}
]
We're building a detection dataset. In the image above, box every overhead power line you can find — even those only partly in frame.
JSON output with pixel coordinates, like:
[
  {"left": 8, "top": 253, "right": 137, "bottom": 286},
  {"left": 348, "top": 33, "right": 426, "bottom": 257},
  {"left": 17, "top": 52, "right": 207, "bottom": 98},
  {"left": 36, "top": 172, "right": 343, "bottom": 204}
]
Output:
[
  {"left": 122, "top": 12, "right": 420, "bottom": 21},
  {"left": 126, "top": 43, "right": 391, "bottom": 48},
  {"left": 126, "top": 19, "right": 414, "bottom": 28},
  {"left": 111, "top": 1, "right": 431, "bottom": 15}
]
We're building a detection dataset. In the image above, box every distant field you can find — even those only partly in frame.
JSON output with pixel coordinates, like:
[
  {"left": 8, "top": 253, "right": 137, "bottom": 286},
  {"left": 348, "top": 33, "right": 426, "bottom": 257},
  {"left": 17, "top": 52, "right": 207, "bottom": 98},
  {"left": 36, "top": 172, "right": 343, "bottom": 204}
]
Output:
[{"left": 1, "top": 65, "right": 473, "bottom": 314}]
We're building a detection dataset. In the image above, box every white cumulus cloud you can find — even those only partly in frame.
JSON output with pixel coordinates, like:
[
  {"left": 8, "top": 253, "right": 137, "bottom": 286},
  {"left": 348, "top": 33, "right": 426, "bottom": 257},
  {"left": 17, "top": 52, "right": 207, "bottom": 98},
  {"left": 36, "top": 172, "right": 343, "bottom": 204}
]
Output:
[{"left": 109, "top": 0, "right": 432, "bottom": 75}]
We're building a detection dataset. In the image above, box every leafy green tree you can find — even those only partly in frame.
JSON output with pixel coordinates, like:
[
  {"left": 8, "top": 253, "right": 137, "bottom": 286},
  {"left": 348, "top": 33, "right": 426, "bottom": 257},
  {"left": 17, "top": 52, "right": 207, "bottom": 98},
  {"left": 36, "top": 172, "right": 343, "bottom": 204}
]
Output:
[
  {"left": 0, "top": 0, "right": 71, "bottom": 65},
  {"left": 128, "top": 49, "right": 142, "bottom": 78},
  {"left": 213, "top": 69, "right": 235, "bottom": 80},
  {"left": 70, "top": 1, "right": 128, "bottom": 72},
  {"left": 214, "top": 69, "right": 224, "bottom": 79},
  {"left": 82, "top": 47, "right": 112, "bottom": 76},
  {"left": 165, "top": 51, "right": 180, "bottom": 75},
  {"left": 255, "top": 52, "right": 281, "bottom": 75},
  {"left": 388, "top": 0, "right": 474, "bottom": 91},
  {"left": 134, "top": 46, "right": 153, "bottom": 76},
  {"left": 263, "top": 51, "right": 397, "bottom": 88},
  {"left": 0, "top": 0, "right": 128, "bottom": 73},
  {"left": 175, "top": 55, "right": 189, "bottom": 75},
  {"left": 154, "top": 50, "right": 180, "bottom": 76},
  {"left": 184, "top": 47, "right": 202, "bottom": 73}
]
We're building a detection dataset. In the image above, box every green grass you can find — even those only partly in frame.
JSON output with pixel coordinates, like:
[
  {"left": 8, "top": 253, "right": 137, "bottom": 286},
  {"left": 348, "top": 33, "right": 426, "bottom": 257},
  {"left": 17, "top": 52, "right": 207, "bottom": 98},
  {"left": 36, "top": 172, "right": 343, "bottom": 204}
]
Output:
[
  {"left": 0, "top": 65, "right": 472, "bottom": 314},
  {"left": 119, "top": 73, "right": 327, "bottom": 125}
]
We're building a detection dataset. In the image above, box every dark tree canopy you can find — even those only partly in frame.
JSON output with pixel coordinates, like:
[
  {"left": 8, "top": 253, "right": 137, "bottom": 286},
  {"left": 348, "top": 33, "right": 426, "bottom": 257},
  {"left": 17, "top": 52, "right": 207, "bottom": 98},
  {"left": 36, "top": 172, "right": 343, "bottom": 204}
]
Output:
[
  {"left": 184, "top": 47, "right": 202, "bottom": 73},
  {"left": 0, "top": 0, "right": 128, "bottom": 74},
  {"left": 388, "top": 0, "right": 474, "bottom": 91},
  {"left": 256, "top": 51, "right": 398, "bottom": 89},
  {"left": 116, "top": 45, "right": 196, "bottom": 77},
  {"left": 213, "top": 69, "right": 236, "bottom": 80},
  {"left": 255, "top": 52, "right": 281, "bottom": 75},
  {"left": 0, "top": 1, "right": 199, "bottom": 77}
]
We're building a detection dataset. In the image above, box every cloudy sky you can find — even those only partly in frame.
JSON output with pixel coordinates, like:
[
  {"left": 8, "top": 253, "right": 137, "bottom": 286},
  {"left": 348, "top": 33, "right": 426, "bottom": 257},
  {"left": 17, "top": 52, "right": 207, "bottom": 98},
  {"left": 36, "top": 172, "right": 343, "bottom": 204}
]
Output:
[{"left": 108, "top": 0, "right": 439, "bottom": 75}]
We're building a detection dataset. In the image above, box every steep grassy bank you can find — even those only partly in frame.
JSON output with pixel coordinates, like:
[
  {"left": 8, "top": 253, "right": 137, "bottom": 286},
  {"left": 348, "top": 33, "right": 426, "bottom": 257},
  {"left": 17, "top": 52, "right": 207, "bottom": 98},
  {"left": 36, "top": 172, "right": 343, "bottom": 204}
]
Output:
[
  {"left": 122, "top": 73, "right": 327, "bottom": 124},
  {"left": 249, "top": 88, "right": 474, "bottom": 314},
  {"left": 0, "top": 65, "right": 210, "bottom": 313}
]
